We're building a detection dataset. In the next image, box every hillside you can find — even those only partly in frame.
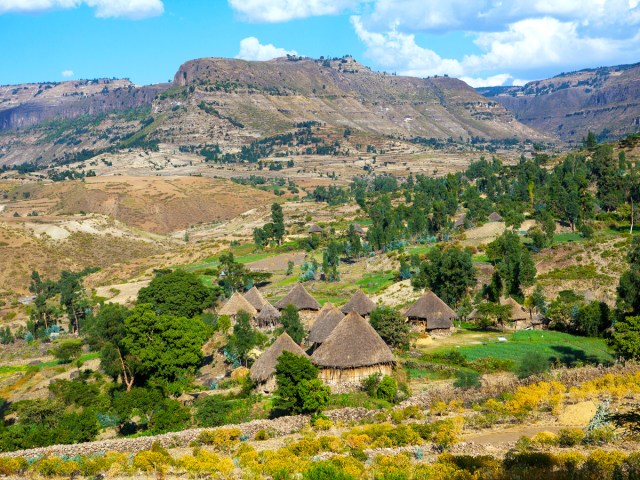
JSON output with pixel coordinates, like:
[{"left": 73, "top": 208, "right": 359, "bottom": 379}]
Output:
[
  {"left": 478, "top": 63, "right": 640, "bottom": 143},
  {"left": 0, "top": 57, "right": 550, "bottom": 167}
]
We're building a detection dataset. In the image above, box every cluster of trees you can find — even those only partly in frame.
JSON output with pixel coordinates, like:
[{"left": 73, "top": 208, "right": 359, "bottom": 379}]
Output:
[{"left": 253, "top": 203, "right": 285, "bottom": 247}]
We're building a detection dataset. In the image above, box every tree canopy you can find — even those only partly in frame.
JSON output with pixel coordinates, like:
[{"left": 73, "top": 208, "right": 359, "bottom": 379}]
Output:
[{"left": 137, "top": 269, "right": 214, "bottom": 318}]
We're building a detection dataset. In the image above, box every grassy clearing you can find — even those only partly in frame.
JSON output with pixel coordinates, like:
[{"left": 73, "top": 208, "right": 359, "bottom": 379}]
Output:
[
  {"left": 553, "top": 232, "right": 585, "bottom": 244},
  {"left": 405, "top": 245, "right": 434, "bottom": 255},
  {"left": 538, "top": 264, "right": 610, "bottom": 281},
  {"left": 356, "top": 272, "right": 396, "bottom": 294},
  {"left": 450, "top": 330, "right": 614, "bottom": 366},
  {"left": 472, "top": 253, "right": 489, "bottom": 262}
]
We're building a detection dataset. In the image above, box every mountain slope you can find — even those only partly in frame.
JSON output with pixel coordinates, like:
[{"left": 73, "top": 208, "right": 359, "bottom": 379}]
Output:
[{"left": 477, "top": 63, "right": 640, "bottom": 143}]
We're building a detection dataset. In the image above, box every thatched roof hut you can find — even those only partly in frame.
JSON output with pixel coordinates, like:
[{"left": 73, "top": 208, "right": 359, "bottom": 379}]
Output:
[
  {"left": 250, "top": 332, "right": 308, "bottom": 393},
  {"left": 454, "top": 214, "right": 466, "bottom": 229},
  {"left": 218, "top": 292, "right": 258, "bottom": 318},
  {"left": 405, "top": 290, "right": 456, "bottom": 335},
  {"left": 244, "top": 286, "right": 266, "bottom": 312},
  {"left": 501, "top": 297, "right": 528, "bottom": 324},
  {"left": 341, "top": 290, "right": 377, "bottom": 316},
  {"left": 274, "top": 283, "right": 321, "bottom": 311},
  {"left": 488, "top": 211, "right": 503, "bottom": 222},
  {"left": 352, "top": 224, "right": 366, "bottom": 236},
  {"left": 255, "top": 302, "right": 281, "bottom": 328},
  {"left": 308, "top": 303, "right": 344, "bottom": 345},
  {"left": 308, "top": 224, "right": 323, "bottom": 234},
  {"left": 311, "top": 311, "right": 395, "bottom": 387}
]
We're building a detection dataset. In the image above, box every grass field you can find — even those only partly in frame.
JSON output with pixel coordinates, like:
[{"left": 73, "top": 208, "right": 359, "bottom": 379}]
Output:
[{"left": 446, "top": 330, "right": 614, "bottom": 366}]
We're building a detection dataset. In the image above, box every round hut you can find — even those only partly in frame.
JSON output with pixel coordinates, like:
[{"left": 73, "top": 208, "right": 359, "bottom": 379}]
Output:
[
  {"left": 255, "top": 302, "right": 281, "bottom": 329},
  {"left": 308, "top": 302, "right": 344, "bottom": 347},
  {"left": 488, "top": 211, "right": 503, "bottom": 222},
  {"left": 352, "top": 224, "right": 366, "bottom": 236},
  {"left": 405, "top": 290, "right": 456, "bottom": 336},
  {"left": 501, "top": 297, "right": 529, "bottom": 330},
  {"left": 311, "top": 311, "right": 395, "bottom": 390},
  {"left": 218, "top": 292, "right": 258, "bottom": 320},
  {"left": 250, "top": 332, "right": 308, "bottom": 394},
  {"left": 274, "top": 283, "right": 321, "bottom": 326},
  {"left": 244, "top": 286, "right": 267, "bottom": 312},
  {"left": 308, "top": 224, "right": 323, "bottom": 234},
  {"left": 341, "top": 290, "right": 377, "bottom": 317}
]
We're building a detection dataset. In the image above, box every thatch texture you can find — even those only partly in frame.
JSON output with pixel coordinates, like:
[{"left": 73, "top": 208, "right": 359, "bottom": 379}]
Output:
[
  {"left": 256, "top": 302, "right": 281, "bottom": 327},
  {"left": 308, "top": 224, "right": 323, "bottom": 234},
  {"left": 244, "top": 286, "right": 266, "bottom": 312},
  {"left": 501, "top": 297, "right": 528, "bottom": 321},
  {"left": 250, "top": 332, "right": 308, "bottom": 384},
  {"left": 488, "top": 211, "right": 503, "bottom": 222},
  {"left": 311, "top": 311, "right": 395, "bottom": 369},
  {"left": 405, "top": 290, "right": 456, "bottom": 330},
  {"left": 218, "top": 292, "right": 258, "bottom": 317},
  {"left": 274, "top": 283, "right": 321, "bottom": 311},
  {"left": 341, "top": 290, "right": 377, "bottom": 316},
  {"left": 308, "top": 303, "right": 344, "bottom": 345},
  {"left": 352, "top": 224, "right": 366, "bottom": 235}
]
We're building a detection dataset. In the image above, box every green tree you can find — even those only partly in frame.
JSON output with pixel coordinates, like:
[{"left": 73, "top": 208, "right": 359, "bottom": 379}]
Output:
[
  {"left": 138, "top": 270, "right": 213, "bottom": 318},
  {"left": 574, "top": 301, "right": 610, "bottom": 337},
  {"left": 273, "top": 351, "right": 330, "bottom": 415},
  {"left": 51, "top": 339, "right": 83, "bottom": 364},
  {"left": 369, "top": 306, "right": 410, "bottom": 350},
  {"left": 584, "top": 131, "right": 598, "bottom": 150},
  {"left": 123, "top": 304, "right": 209, "bottom": 384},
  {"left": 618, "top": 236, "right": 640, "bottom": 316},
  {"left": 610, "top": 316, "right": 640, "bottom": 360},
  {"left": 453, "top": 370, "right": 481, "bottom": 390},
  {"left": 411, "top": 245, "right": 476, "bottom": 307},
  {"left": 516, "top": 351, "right": 550, "bottom": 379},
  {"left": 271, "top": 202, "right": 285, "bottom": 244},
  {"left": 227, "top": 310, "right": 262, "bottom": 366},
  {"left": 344, "top": 224, "right": 362, "bottom": 259},
  {"left": 280, "top": 304, "right": 305, "bottom": 344},
  {"left": 486, "top": 230, "right": 536, "bottom": 297},
  {"left": 322, "top": 240, "right": 341, "bottom": 282}
]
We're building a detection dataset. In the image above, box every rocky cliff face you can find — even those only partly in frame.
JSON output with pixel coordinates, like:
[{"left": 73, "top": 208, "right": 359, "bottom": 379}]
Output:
[
  {"left": 477, "top": 63, "right": 640, "bottom": 144},
  {"left": 0, "top": 79, "right": 164, "bottom": 131}
]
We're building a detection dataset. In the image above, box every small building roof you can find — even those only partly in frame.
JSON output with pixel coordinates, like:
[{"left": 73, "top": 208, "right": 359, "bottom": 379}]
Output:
[
  {"left": 341, "top": 290, "right": 377, "bottom": 316},
  {"left": 256, "top": 302, "right": 281, "bottom": 326},
  {"left": 244, "top": 286, "right": 267, "bottom": 312},
  {"left": 274, "top": 283, "right": 321, "bottom": 311},
  {"left": 311, "top": 311, "right": 395, "bottom": 369},
  {"left": 352, "top": 224, "right": 366, "bottom": 235},
  {"left": 308, "top": 224, "right": 323, "bottom": 234},
  {"left": 501, "top": 297, "right": 528, "bottom": 321},
  {"left": 488, "top": 212, "right": 503, "bottom": 222},
  {"left": 218, "top": 292, "right": 258, "bottom": 317},
  {"left": 405, "top": 290, "right": 457, "bottom": 330},
  {"left": 308, "top": 302, "right": 344, "bottom": 344},
  {"left": 250, "top": 332, "right": 308, "bottom": 383}
]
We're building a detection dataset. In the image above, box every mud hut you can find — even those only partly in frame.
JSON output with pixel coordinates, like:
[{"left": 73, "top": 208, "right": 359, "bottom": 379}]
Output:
[
  {"left": 308, "top": 302, "right": 344, "bottom": 346},
  {"left": 501, "top": 297, "right": 529, "bottom": 329},
  {"left": 352, "top": 224, "right": 366, "bottom": 236},
  {"left": 341, "top": 290, "right": 377, "bottom": 317},
  {"left": 244, "top": 286, "right": 267, "bottom": 312},
  {"left": 275, "top": 283, "right": 321, "bottom": 326},
  {"left": 218, "top": 292, "right": 257, "bottom": 320},
  {"left": 311, "top": 311, "right": 395, "bottom": 389},
  {"left": 488, "top": 212, "right": 503, "bottom": 222},
  {"left": 250, "top": 332, "right": 308, "bottom": 394},
  {"left": 405, "top": 290, "right": 456, "bottom": 336},
  {"left": 308, "top": 224, "right": 323, "bottom": 234},
  {"left": 255, "top": 302, "right": 281, "bottom": 329},
  {"left": 454, "top": 214, "right": 466, "bottom": 229}
]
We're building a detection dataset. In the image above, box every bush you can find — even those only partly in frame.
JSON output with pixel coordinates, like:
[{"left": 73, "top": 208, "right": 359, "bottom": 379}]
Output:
[
  {"left": 194, "top": 428, "right": 242, "bottom": 452},
  {"left": 302, "top": 461, "right": 357, "bottom": 480},
  {"left": 530, "top": 431, "right": 559, "bottom": 446},
  {"left": 558, "top": 427, "right": 585, "bottom": 447},
  {"left": 0, "top": 457, "right": 28, "bottom": 476},
  {"left": 377, "top": 376, "right": 398, "bottom": 403},
  {"left": 255, "top": 429, "right": 271, "bottom": 440},
  {"left": 453, "top": 370, "right": 481, "bottom": 389},
  {"left": 584, "top": 425, "right": 616, "bottom": 445},
  {"left": 35, "top": 457, "right": 80, "bottom": 477},
  {"left": 195, "top": 395, "right": 234, "bottom": 427},
  {"left": 516, "top": 351, "right": 550, "bottom": 379}
]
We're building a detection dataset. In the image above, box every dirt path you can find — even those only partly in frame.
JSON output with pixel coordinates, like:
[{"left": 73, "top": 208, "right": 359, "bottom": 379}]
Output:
[{"left": 465, "top": 425, "right": 561, "bottom": 445}]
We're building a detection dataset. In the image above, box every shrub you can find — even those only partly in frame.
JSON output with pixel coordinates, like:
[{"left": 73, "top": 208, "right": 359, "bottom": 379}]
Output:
[
  {"left": 255, "top": 429, "right": 270, "bottom": 441},
  {"left": 178, "top": 449, "right": 235, "bottom": 477},
  {"left": 581, "top": 449, "right": 626, "bottom": 478},
  {"left": 302, "top": 461, "right": 357, "bottom": 480},
  {"left": 35, "top": 457, "right": 80, "bottom": 477},
  {"left": 194, "top": 428, "right": 242, "bottom": 452},
  {"left": 453, "top": 370, "right": 481, "bottom": 389},
  {"left": 530, "top": 431, "right": 559, "bottom": 446},
  {"left": 516, "top": 351, "right": 550, "bottom": 379},
  {"left": 558, "top": 427, "right": 585, "bottom": 447},
  {"left": 584, "top": 425, "right": 616, "bottom": 445},
  {"left": 0, "top": 457, "right": 28, "bottom": 476},
  {"left": 377, "top": 376, "right": 398, "bottom": 403},
  {"left": 133, "top": 450, "right": 173, "bottom": 474},
  {"left": 195, "top": 395, "right": 234, "bottom": 427}
]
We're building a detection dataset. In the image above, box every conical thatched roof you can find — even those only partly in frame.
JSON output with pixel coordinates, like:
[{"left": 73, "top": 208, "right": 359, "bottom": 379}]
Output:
[
  {"left": 308, "top": 303, "right": 344, "bottom": 344},
  {"left": 244, "top": 286, "right": 266, "bottom": 312},
  {"left": 352, "top": 224, "right": 366, "bottom": 235},
  {"left": 488, "top": 211, "right": 503, "bottom": 222},
  {"left": 218, "top": 292, "right": 258, "bottom": 317},
  {"left": 308, "top": 224, "right": 323, "bottom": 234},
  {"left": 341, "top": 290, "right": 377, "bottom": 316},
  {"left": 250, "top": 332, "right": 308, "bottom": 383},
  {"left": 405, "top": 290, "right": 456, "bottom": 330},
  {"left": 256, "top": 302, "right": 281, "bottom": 326},
  {"left": 501, "top": 297, "right": 528, "bottom": 321},
  {"left": 274, "top": 283, "right": 321, "bottom": 311},
  {"left": 311, "top": 311, "right": 395, "bottom": 369}
]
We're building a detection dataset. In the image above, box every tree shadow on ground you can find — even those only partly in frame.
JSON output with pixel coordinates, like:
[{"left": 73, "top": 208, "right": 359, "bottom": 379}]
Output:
[{"left": 549, "top": 345, "right": 606, "bottom": 367}]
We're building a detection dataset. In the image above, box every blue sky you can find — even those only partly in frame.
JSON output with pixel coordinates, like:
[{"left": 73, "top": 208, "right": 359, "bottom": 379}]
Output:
[{"left": 1, "top": 0, "right": 639, "bottom": 88}]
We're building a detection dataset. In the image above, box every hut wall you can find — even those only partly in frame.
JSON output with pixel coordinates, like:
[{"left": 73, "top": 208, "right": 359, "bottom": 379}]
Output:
[
  {"left": 318, "top": 364, "right": 393, "bottom": 391},
  {"left": 300, "top": 310, "right": 318, "bottom": 329},
  {"left": 407, "top": 319, "right": 427, "bottom": 333},
  {"left": 256, "top": 376, "right": 278, "bottom": 395},
  {"left": 427, "top": 327, "right": 454, "bottom": 337}
]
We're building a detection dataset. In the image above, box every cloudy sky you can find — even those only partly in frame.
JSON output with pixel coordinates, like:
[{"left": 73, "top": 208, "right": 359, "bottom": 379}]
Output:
[{"left": 1, "top": 0, "right": 639, "bottom": 87}]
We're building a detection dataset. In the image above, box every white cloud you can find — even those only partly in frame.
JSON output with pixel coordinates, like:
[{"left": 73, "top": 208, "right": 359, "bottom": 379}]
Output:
[
  {"left": 460, "top": 74, "right": 514, "bottom": 88},
  {"left": 0, "top": 0, "right": 164, "bottom": 18},
  {"left": 228, "top": 0, "right": 359, "bottom": 22},
  {"left": 236, "top": 37, "right": 297, "bottom": 61},
  {"left": 61, "top": 69, "right": 74, "bottom": 77}
]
